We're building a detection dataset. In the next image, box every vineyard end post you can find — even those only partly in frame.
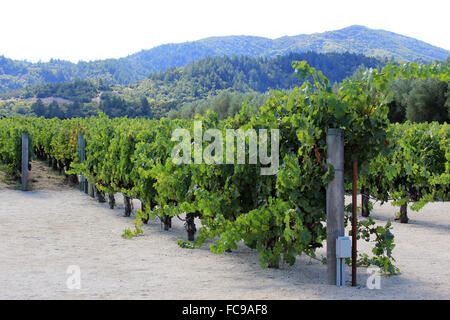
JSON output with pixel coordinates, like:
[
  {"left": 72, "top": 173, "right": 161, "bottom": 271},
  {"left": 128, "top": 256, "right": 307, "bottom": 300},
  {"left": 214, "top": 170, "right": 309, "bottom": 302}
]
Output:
[
  {"left": 21, "top": 133, "right": 29, "bottom": 191},
  {"left": 352, "top": 160, "right": 358, "bottom": 286},
  {"left": 326, "top": 128, "right": 344, "bottom": 285},
  {"left": 78, "top": 134, "right": 85, "bottom": 192}
]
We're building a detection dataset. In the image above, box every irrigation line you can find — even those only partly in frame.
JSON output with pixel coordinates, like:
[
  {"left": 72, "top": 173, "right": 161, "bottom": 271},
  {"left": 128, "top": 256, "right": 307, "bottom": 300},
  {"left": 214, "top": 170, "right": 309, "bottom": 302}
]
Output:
[{"left": 345, "top": 192, "right": 395, "bottom": 201}]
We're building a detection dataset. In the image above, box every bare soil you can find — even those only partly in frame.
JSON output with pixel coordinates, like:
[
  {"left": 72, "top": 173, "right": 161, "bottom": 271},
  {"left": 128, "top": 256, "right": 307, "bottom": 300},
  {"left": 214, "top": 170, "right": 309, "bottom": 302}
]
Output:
[{"left": 0, "top": 163, "right": 449, "bottom": 299}]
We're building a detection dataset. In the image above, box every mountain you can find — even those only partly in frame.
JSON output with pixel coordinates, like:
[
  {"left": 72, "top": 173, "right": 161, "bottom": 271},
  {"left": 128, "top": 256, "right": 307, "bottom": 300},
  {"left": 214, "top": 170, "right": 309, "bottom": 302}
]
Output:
[
  {"left": 0, "top": 51, "right": 385, "bottom": 119},
  {"left": 127, "top": 25, "right": 449, "bottom": 70},
  {"left": 0, "top": 25, "right": 448, "bottom": 93},
  {"left": 275, "top": 25, "right": 449, "bottom": 62},
  {"left": 123, "top": 51, "right": 385, "bottom": 103}
]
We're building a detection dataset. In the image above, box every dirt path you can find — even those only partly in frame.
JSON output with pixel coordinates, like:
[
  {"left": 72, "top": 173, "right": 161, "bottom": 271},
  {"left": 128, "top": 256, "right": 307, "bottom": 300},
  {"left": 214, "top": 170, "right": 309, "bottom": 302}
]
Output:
[
  {"left": 0, "top": 160, "right": 74, "bottom": 191},
  {"left": 0, "top": 163, "right": 449, "bottom": 299},
  {"left": 28, "top": 160, "right": 76, "bottom": 191}
]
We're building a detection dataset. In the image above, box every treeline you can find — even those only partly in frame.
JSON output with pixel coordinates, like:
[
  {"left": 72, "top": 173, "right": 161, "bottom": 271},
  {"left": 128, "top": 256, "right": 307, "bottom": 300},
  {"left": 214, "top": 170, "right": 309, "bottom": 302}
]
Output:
[
  {"left": 2, "top": 53, "right": 449, "bottom": 122},
  {"left": 171, "top": 68, "right": 450, "bottom": 122},
  {"left": 1, "top": 79, "right": 108, "bottom": 102},
  {"left": 119, "top": 52, "right": 387, "bottom": 118},
  {"left": 29, "top": 94, "right": 161, "bottom": 119},
  {"left": 147, "top": 52, "right": 386, "bottom": 96},
  {"left": 168, "top": 91, "right": 268, "bottom": 120},
  {"left": 1, "top": 52, "right": 387, "bottom": 119},
  {"left": 346, "top": 58, "right": 450, "bottom": 124},
  {"left": 388, "top": 77, "right": 450, "bottom": 123},
  {"left": 0, "top": 79, "right": 170, "bottom": 119},
  {"left": 0, "top": 55, "right": 148, "bottom": 93}
]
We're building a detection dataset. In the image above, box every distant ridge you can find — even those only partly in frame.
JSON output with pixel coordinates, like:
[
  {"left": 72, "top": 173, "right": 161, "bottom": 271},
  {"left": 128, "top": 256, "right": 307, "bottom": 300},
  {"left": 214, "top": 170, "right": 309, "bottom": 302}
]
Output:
[
  {"left": 0, "top": 25, "right": 448, "bottom": 92},
  {"left": 126, "top": 25, "right": 449, "bottom": 72},
  {"left": 276, "top": 25, "right": 449, "bottom": 62}
]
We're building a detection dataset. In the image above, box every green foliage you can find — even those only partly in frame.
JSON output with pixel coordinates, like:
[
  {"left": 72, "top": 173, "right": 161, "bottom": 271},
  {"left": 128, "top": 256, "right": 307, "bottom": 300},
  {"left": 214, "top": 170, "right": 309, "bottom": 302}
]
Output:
[
  {"left": 177, "top": 239, "right": 195, "bottom": 249},
  {"left": 2, "top": 60, "right": 448, "bottom": 274},
  {"left": 122, "top": 227, "right": 140, "bottom": 239},
  {"left": 0, "top": 117, "right": 33, "bottom": 177},
  {"left": 2, "top": 52, "right": 386, "bottom": 120},
  {"left": 0, "top": 60, "right": 393, "bottom": 270},
  {"left": 146, "top": 52, "right": 385, "bottom": 97},
  {"left": 387, "top": 77, "right": 449, "bottom": 123},
  {"left": 405, "top": 78, "right": 449, "bottom": 123},
  {"left": 168, "top": 91, "right": 267, "bottom": 120},
  {"left": 358, "top": 60, "right": 449, "bottom": 219},
  {"left": 122, "top": 209, "right": 146, "bottom": 239},
  {"left": 361, "top": 122, "right": 449, "bottom": 216},
  {"left": 350, "top": 217, "right": 399, "bottom": 275},
  {"left": 26, "top": 79, "right": 103, "bottom": 102}
]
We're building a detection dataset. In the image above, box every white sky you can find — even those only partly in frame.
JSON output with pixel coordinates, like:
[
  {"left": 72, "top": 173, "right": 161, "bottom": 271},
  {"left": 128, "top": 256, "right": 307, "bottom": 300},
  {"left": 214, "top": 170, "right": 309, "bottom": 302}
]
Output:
[{"left": 0, "top": 0, "right": 448, "bottom": 63}]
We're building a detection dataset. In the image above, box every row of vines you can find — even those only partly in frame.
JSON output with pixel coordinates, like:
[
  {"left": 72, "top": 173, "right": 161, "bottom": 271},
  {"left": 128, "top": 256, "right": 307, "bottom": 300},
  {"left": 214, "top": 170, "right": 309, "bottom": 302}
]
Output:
[{"left": 0, "top": 61, "right": 448, "bottom": 275}]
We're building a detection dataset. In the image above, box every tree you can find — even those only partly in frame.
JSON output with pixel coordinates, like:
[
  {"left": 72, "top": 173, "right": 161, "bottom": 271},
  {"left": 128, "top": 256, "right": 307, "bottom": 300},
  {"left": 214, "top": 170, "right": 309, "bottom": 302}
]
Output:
[
  {"left": 405, "top": 78, "right": 449, "bottom": 123},
  {"left": 31, "top": 98, "right": 46, "bottom": 117},
  {"left": 47, "top": 100, "right": 65, "bottom": 119},
  {"left": 446, "top": 89, "right": 450, "bottom": 119},
  {"left": 140, "top": 96, "right": 152, "bottom": 118},
  {"left": 67, "top": 101, "right": 82, "bottom": 118},
  {"left": 387, "top": 79, "right": 414, "bottom": 123}
]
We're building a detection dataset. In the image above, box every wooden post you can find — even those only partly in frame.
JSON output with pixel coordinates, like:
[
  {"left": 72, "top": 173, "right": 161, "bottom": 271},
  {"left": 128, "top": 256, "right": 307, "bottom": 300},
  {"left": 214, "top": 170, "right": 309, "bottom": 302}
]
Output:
[
  {"left": 352, "top": 161, "right": 358, "bottom": 287},
  {"left": 21, "top": 133, "right": 29, "bottom": 191},
  {"left": 88, "top": 181, "right": 95, "bottom": 198},
  {"left": 326, "top": 128, "right": 344, "bottom": 285},
  {"left": 78, "top": 134, "right": 86, "bottom": 192}
]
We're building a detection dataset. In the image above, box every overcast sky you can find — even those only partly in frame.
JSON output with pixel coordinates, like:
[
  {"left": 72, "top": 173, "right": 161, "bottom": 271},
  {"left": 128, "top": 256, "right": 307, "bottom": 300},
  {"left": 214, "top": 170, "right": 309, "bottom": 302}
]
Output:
[{"left": 0, "top": 0, "right": 448, "bottom": 63}]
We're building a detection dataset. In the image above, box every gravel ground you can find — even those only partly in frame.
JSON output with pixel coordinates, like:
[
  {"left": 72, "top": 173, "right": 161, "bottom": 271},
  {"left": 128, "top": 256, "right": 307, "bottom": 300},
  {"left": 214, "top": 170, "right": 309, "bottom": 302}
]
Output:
[{"left": 0, "top": 172, "right": 449, "bottom": 299}]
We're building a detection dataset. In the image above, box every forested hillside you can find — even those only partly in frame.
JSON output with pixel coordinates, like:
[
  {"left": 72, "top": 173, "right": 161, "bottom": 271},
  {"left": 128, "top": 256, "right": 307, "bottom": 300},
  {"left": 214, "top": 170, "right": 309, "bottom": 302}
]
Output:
[
  {"left": 0, "top": 52, "right": 386, "bottom": 119},
  {"left": 272, "top": 25, "right": 449, "bottom": 62},
  {"left": 1, "top": 25, "right": 448, "bottom": 93},
  {"left": 0, "top": 56, "right": 143, "bottom": 93}
]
